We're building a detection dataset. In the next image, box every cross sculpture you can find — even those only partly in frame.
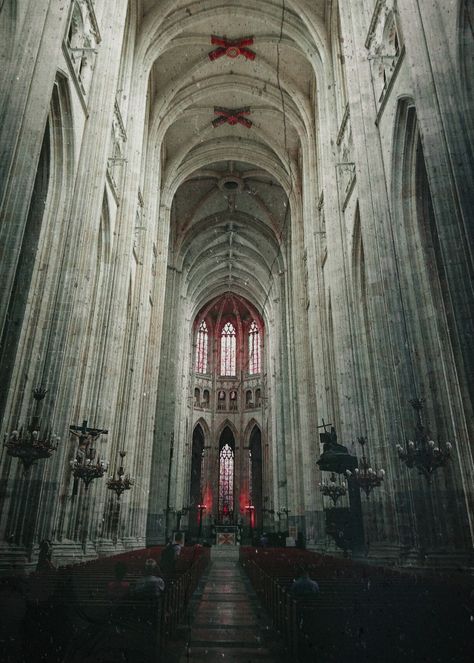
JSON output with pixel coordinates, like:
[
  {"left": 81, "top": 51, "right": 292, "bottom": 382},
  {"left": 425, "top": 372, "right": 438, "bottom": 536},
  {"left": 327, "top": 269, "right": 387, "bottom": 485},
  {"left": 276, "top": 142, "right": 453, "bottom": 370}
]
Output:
[
  {"left": 209, "top": 35, "right": 255, "bottom": 61},
  {"left": 69, "top": 419, "right": 108, "bottom": 463},
  {"left": 212, "top": 107, "right": 252, "bottom": 128}
]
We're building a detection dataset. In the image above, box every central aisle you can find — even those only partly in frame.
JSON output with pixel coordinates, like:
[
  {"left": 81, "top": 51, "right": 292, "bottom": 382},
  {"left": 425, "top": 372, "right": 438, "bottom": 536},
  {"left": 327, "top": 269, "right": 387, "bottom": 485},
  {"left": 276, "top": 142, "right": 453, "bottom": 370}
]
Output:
[{"left": 179, "top": 548, "right": 285, "bottom": 662}]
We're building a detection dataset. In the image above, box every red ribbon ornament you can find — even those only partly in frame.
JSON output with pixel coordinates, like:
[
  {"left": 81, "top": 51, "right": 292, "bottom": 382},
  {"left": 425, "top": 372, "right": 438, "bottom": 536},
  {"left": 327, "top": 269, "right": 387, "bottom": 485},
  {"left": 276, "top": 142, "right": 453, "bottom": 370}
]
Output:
[
  {"left": 209, "top": 35, "right": 256, "bottom": 61},
  {"left": 212, "top": 107, "right": 252, "bottom": 129}
]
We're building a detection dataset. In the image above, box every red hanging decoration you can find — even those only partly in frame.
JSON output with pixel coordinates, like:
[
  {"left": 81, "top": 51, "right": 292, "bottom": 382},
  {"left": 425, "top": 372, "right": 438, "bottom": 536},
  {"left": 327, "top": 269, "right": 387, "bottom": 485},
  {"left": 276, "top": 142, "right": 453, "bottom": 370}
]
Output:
[
  {"left": 209, "top": 35, "right": 256, "bottom": 61},
  {"left": 212, "top": 107, "right": 252, "bottom": 129}
]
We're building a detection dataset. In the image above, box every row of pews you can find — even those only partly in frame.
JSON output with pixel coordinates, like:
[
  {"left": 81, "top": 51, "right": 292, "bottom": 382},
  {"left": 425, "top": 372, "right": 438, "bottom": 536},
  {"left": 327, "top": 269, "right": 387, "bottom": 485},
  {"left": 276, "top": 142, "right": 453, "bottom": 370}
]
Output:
[
  {"left": 0, "top": 545, "right": 210, "bottom": 663},
  {"left": 240, "top": 547, "right": 473, "bottom": 662}
]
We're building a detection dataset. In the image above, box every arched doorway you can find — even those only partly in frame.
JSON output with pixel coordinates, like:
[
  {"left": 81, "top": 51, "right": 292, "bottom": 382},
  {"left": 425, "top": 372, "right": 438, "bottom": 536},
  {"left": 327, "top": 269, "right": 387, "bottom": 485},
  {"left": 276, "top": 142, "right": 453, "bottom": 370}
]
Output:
[
  {"left": 218, "top": 426, "right": 235, "bottom": 523},
  {"left": 249, "top": 425, "right": 263, "bottom": 531},
  {"left": 189, "top": 424, "right": 205, "bottom": 535}
]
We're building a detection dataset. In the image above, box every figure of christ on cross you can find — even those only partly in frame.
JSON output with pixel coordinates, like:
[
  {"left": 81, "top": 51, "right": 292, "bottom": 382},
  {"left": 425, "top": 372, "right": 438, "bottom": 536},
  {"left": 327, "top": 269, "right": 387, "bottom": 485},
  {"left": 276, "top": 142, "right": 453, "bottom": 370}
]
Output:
[{"left": 69, "top": 419, "right": 108, "bottom": 463}]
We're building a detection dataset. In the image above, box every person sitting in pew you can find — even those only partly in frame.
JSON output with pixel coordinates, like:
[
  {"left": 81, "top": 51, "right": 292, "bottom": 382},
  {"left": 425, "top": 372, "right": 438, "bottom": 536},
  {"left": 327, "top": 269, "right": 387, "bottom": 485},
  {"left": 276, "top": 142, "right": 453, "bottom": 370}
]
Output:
[
  {"left": 107, "top": 562, "right": 130, "bottom": 600},
  {"left": 290, "top": 567, "right": 320, "bottom": 596},
  {"left": 132, "top": 559, "right": 165, "bottom": 598}
]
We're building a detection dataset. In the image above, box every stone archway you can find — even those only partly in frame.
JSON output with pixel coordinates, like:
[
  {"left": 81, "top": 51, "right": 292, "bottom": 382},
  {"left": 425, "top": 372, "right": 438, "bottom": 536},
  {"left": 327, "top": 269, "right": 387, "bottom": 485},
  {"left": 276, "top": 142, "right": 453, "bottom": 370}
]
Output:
[
  {"left": 189, "top": 423, "right": 205, "bottom": 535},
  {"left": 248, "top": 424, "right": 263, "bottom": 531}
]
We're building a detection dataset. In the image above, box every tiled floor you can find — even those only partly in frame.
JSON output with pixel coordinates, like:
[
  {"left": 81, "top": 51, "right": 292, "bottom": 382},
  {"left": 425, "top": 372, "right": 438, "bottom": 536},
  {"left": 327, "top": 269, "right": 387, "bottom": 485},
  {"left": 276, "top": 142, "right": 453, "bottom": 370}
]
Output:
[{"left": 177, "top": 558, "right": 285, "bottom": 662}]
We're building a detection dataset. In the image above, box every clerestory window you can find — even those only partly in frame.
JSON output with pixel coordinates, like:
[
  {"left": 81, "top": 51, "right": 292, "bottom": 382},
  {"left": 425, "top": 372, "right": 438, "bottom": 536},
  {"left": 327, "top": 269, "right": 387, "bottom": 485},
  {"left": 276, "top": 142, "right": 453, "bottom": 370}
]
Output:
[
  {"left": 195, "top": 320, "right": 208, "bottom": 373},
  {"left": 220, "top": 321, "right": 236, "bottom": 375},
  {"left": 248, "top": 320, "right": 261, "bottom": 374}
]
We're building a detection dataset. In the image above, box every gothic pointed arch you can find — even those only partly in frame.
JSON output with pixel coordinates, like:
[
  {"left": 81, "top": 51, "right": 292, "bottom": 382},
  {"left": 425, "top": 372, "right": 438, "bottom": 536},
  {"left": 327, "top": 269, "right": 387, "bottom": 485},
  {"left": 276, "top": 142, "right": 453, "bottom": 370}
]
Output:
[
  {"left": 189, "top": 422, "right": 206, "bottom": 533},
  {"left": 247, "top": 423, "right": 263, "bottom": 530},
  {"left": 0, "top": 71, "right": 74, "bottom": 422},
  {"left": 216, "top": 419, "right": 239, "bottom": 445},
  {"left": 194, "top": 417, "right": 211, "bottom": 440},
  {"left": 244, "top": 418, "right": 262, "bottom": 442}
]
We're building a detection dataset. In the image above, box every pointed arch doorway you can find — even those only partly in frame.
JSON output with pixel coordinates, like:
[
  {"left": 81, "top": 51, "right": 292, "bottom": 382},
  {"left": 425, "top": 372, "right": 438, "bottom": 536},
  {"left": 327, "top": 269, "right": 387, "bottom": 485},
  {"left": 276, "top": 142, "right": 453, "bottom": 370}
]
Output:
[
  {"left": 189, "top": 423, "right": 205, "bottom": 536},
  {"left": 248, "top": 425, "right": 263, "bottom": 531}
]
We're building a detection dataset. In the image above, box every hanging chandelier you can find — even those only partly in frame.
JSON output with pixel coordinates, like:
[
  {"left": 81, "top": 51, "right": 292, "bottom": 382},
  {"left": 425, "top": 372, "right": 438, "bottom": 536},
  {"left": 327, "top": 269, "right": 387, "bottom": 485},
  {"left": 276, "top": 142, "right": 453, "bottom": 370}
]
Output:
[
  {"left": 396, "top": 398, "right": 452, "bottom": 481},
  {"left": 346, "top": 436, "right": 385, "bottom": 497},
  {"left": 319, "top": 472, "right": 347, "bottom": 505},
  {"left": 3, "top": 387, "right": 60, "bottom": 473},
  {"left": 69, "top": 419, "right": 108, "bottom": 489},
  {"left": 106, "top": 451, "right": 134, "bottom": 499}
]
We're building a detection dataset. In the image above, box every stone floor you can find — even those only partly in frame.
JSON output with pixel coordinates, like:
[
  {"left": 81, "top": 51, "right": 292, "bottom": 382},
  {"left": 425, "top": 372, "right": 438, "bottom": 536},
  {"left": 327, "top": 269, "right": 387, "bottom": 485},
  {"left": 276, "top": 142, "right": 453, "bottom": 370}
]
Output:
[{"left": 175, "top": 550, "right": 285, "bottom": 662}]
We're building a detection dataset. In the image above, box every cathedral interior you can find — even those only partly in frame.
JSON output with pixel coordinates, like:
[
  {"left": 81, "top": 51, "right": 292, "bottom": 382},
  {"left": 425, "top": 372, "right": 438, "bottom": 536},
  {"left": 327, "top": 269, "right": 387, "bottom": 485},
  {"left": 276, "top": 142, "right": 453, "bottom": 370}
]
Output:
[{"left": 0, "top": 0, "right": 473, "bottom": 661}]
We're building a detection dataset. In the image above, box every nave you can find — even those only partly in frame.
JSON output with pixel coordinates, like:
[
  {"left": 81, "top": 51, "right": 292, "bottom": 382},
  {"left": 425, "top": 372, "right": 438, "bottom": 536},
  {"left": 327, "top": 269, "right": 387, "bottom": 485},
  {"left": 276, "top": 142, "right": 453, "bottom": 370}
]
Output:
[{"left": 1, "top": 543, "right": 472, "bottom": 663}]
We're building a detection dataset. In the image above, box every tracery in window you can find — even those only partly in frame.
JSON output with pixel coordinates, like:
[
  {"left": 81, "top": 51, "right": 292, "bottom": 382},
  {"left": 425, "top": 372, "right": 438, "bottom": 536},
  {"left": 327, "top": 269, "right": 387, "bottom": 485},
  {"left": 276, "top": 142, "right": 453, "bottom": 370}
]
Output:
[
  {"left": 248, "top": 448, "right": 253, "bottom": 505},
  {"left": 195, "top": 320, "right": 208, "bottom": 373},
  {"left": 219, "top": 443, "right": 234, "bottom": 518},
  {"left": 220, "top": 321, "right": 236, "bottom": 375},
  {"left": 248, "top": 320, "right": 261, "bottom": 374}
]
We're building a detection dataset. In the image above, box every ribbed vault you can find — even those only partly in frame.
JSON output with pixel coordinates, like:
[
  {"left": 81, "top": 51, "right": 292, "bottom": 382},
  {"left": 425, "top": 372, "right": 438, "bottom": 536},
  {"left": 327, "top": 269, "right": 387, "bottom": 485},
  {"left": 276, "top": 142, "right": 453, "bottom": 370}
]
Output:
[
  {"left": 138, "top": 0, "right": 324, "bottom": 210},
  {"left": 136, "top": 0, "right": 326, "bottom": 319},
  {"left": 171, "top": 160, "right": 286, "bottom": 315}
]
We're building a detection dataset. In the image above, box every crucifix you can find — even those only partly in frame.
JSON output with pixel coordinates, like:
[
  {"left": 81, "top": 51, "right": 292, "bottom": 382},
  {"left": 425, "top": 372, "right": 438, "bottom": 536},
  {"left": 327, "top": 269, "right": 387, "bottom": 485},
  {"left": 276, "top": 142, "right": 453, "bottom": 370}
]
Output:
[
  {"left": 317, "top": 419, "right": 334, "bottom": 434},
  {"left": 69, "top": 420, "right": 108, "bottom": 493},
  {"left": 69, "top": 419, "right": 108, "bottom": 462},
  {"left": 69, "top": 419, "right": 108, "bottom": 443},
  {"left": 175, "top": 507, "right": 190, "bottom": 531}
]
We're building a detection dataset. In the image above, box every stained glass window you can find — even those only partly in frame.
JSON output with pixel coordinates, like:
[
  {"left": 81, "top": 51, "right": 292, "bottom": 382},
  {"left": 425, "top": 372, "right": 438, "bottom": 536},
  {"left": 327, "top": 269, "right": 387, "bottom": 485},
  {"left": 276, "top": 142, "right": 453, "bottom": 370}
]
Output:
[
  {"left": 248, "top": 449, "right": 253, "bottom": 505},
  {"left": 195, "top": 320, "right": 208, "bottom": 373},
  {"left": 219, "top": 444, "right": 234, "bottom": 517},
  {"left": 220, "top": 321, "right": 236, "bottom": 375},
  {"left": 248, "top": 320, "right": 261, "bottom": 374}
]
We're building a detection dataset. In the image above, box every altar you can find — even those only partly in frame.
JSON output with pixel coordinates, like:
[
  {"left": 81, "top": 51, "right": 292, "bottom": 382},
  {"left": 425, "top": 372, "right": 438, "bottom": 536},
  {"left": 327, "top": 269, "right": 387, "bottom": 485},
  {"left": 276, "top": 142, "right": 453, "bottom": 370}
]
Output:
[{"left": 215, "top": 525, "right": 239, "bottom": 545}]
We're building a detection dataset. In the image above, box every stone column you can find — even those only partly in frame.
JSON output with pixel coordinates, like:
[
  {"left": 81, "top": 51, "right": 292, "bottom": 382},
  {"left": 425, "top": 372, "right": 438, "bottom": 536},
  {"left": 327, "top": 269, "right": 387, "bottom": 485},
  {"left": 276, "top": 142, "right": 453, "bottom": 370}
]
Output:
[{"left": 0, "top": 0, "right": 69, "bottom": 409}]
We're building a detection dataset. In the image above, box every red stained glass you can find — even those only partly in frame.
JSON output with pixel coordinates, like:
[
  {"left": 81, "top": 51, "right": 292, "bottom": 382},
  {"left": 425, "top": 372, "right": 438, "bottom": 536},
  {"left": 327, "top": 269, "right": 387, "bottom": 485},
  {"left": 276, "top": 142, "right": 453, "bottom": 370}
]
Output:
[{"left": 219, "top": 443, "right": 234, "bottom": 517}]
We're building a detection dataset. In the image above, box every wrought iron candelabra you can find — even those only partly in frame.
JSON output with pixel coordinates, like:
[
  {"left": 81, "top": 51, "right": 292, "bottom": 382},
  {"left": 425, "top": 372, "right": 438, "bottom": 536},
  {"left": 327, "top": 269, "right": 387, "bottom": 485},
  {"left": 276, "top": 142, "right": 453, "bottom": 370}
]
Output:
[
  {"left": 396, "top": 398, "right": 452, "bottom": 481},
  {"left": 346, "top": 436, "right": 385, "bottom": 497},
  {"left": 319, "top": 472, "right": 347, "bottom": 505},
  {"left": 106, "top": 451, "right": 134, "bottom": 499},
  {"left": 3, "top": 387, "right": 60, "bottom": 473}
]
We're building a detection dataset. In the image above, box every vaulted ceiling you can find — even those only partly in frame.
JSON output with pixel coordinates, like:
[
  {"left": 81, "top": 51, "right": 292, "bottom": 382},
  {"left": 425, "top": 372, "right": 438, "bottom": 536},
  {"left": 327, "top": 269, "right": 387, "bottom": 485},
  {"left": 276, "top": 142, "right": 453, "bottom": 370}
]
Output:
[{"left": 137, "top": 0, "right": 330, "bottom": 314}]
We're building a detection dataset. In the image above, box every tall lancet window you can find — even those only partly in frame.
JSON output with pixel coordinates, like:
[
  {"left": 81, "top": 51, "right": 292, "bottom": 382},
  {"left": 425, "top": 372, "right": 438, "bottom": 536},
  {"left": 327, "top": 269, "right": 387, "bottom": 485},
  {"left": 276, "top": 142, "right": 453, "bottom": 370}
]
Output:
[
  {"left": 248, "top": 321, "right": 261, "bottom": 374},
  {"left": 219, "top": 444, "right": 234, "bottom": 517},
  {"left": 195, "top": 320, "right": 208, "bottom": 373},
  {"left": 220, "top": 321, "right": 236, "bottom": 375}
]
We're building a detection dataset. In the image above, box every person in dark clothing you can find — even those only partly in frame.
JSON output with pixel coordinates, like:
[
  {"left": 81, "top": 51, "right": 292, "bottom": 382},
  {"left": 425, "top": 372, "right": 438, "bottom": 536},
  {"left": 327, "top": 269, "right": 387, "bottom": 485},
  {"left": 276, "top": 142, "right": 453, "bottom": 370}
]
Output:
[
  {"left": 36, "top": 539, "right": 54, "bottom": 572},
  {"left": 290, "top": 568, "right": 320, "bottom": 596},
  {"left": 107, "top": 562, "right": 130, "bottom": 600},
  {"left": 132, "top": 559, "right": 165, "bottom": 598},
  {"left": 160, "top": 539, "right": 180, "bottom": 577}
]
